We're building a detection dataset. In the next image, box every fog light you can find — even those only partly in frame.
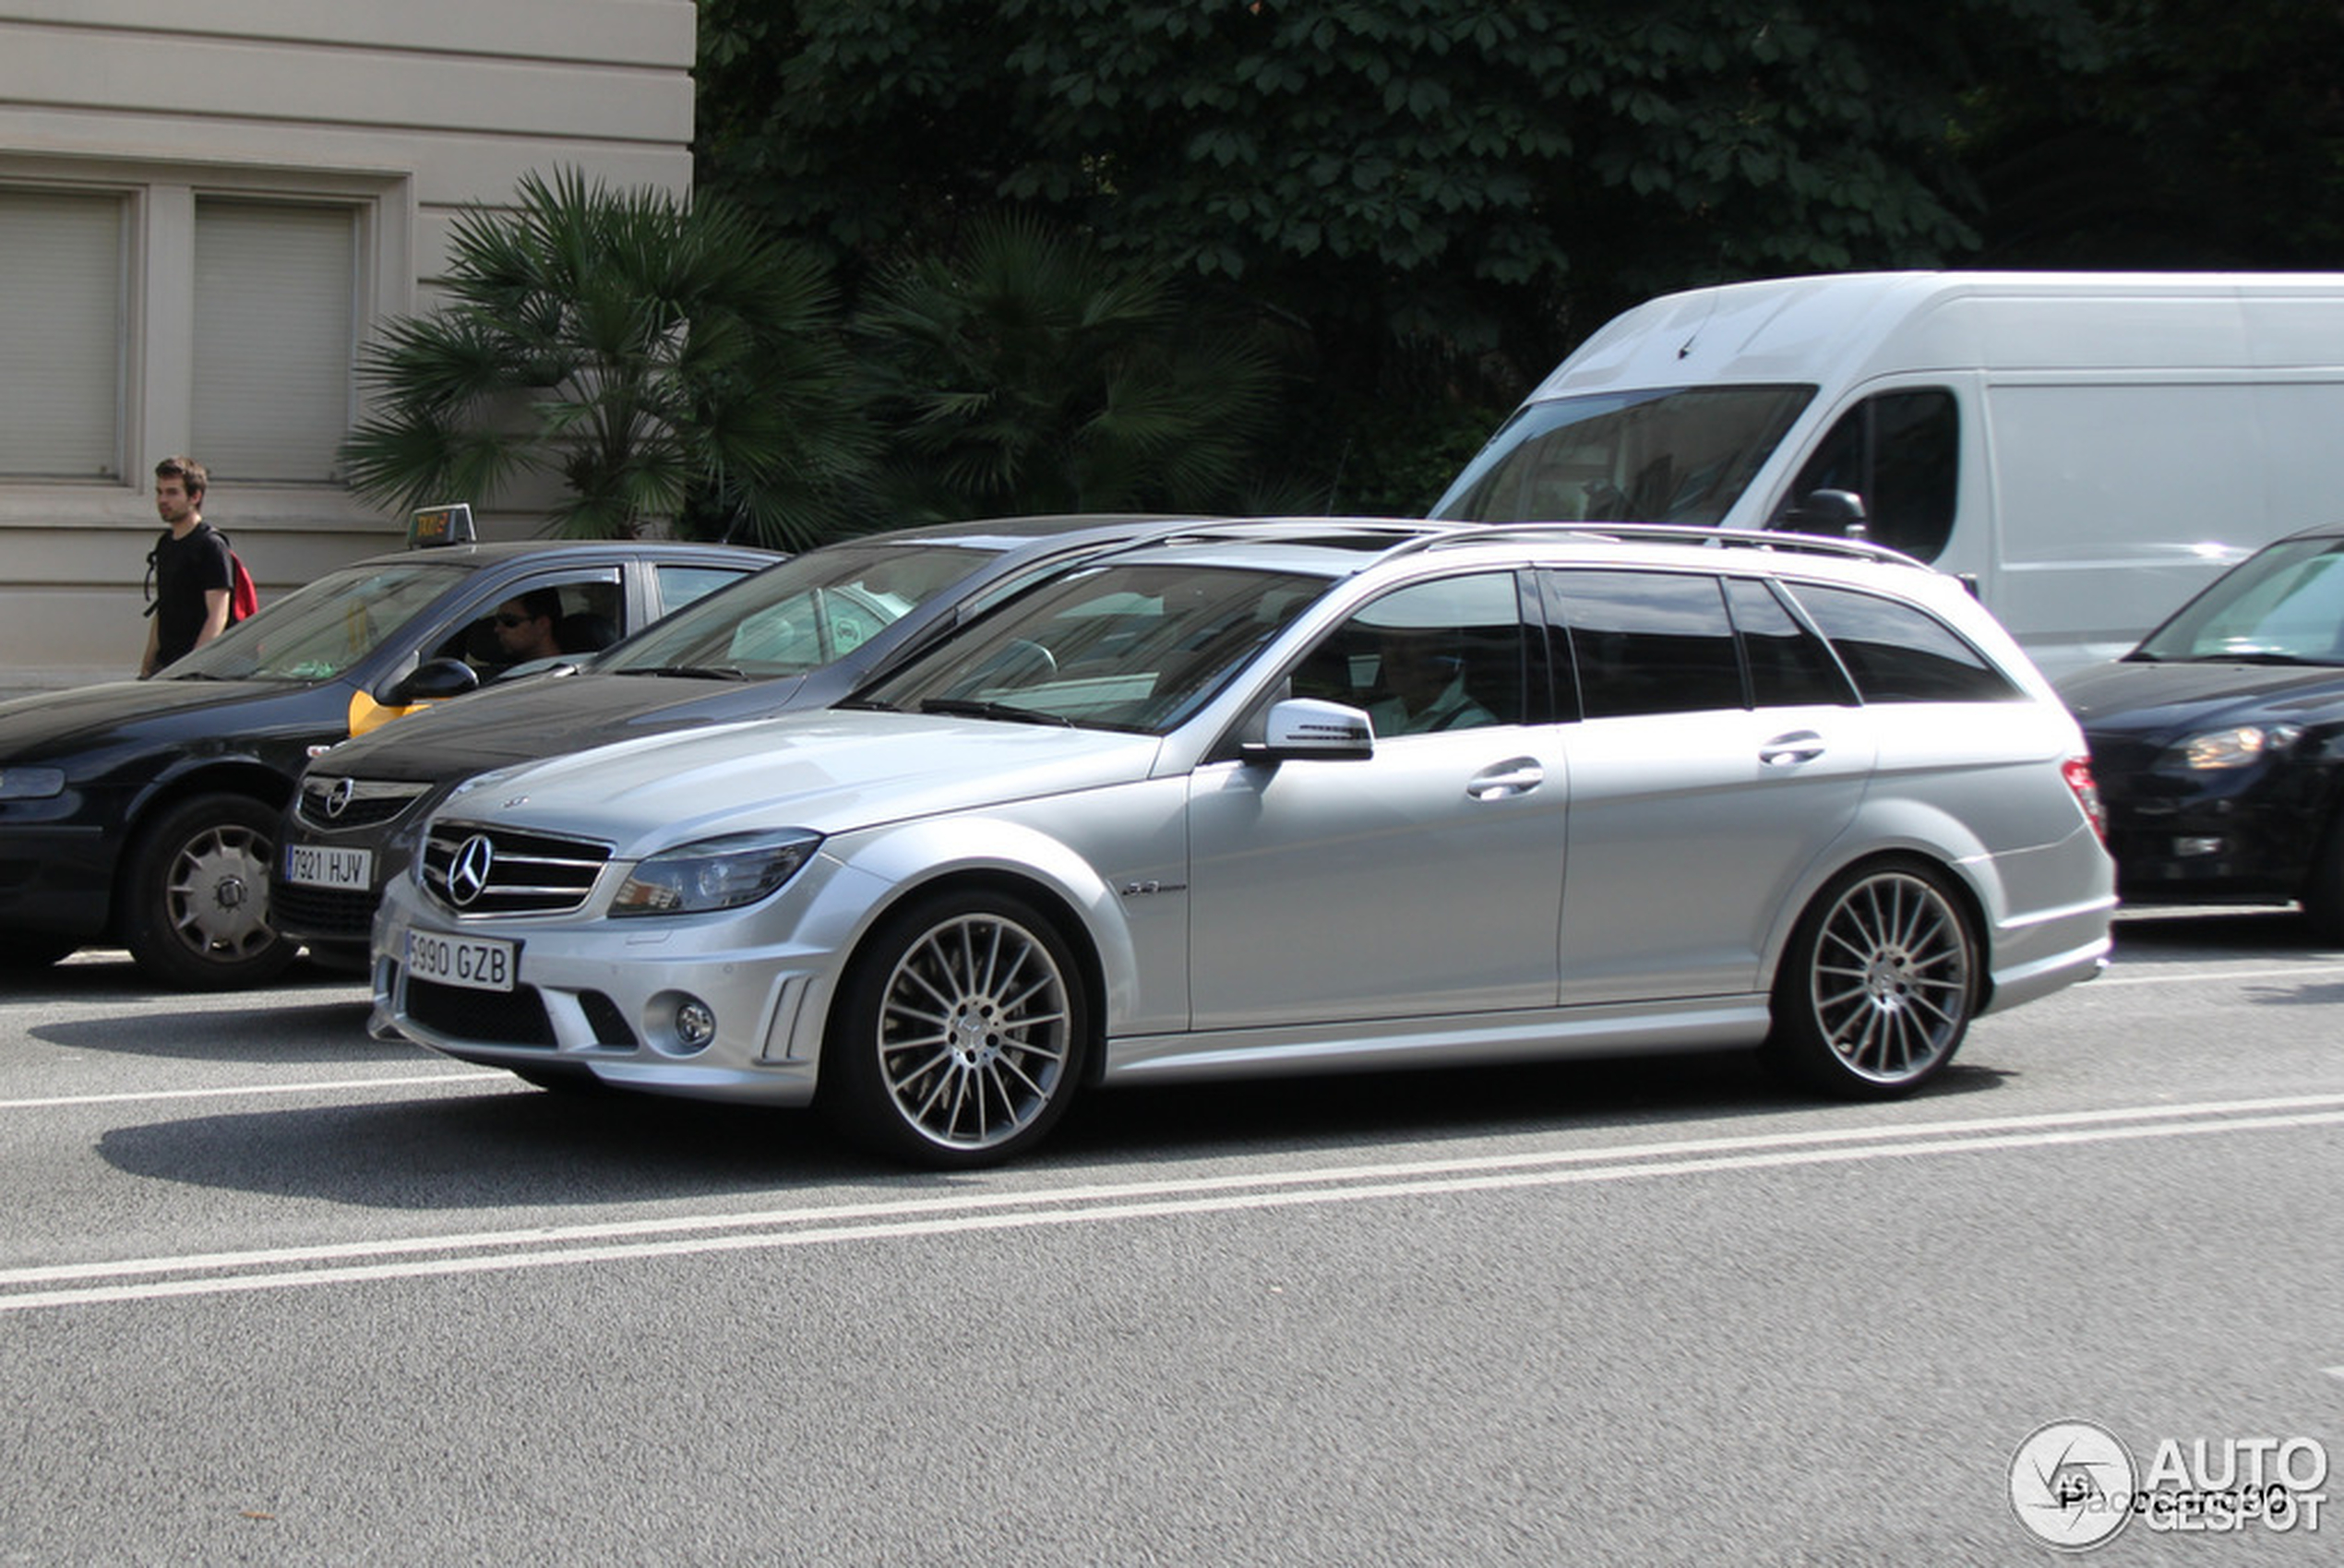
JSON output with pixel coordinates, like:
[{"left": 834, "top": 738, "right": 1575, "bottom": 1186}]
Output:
[
  {"left": 2173, "top": 836, "right": 2224, "bottom": 858},
  {"left": 674, "top": 999, "right": 717, "bottom": 1050}
]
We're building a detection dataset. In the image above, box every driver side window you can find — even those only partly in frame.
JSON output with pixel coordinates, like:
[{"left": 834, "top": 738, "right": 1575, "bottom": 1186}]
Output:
[{"left": 1294, "top": 573, "right": 1528, "bottom": 737}]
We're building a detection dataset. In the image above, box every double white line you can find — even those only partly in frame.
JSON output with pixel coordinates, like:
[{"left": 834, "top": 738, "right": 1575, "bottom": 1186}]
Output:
[{"left": 6, "top": 1093, "right": 2342, "bottom": 1313}]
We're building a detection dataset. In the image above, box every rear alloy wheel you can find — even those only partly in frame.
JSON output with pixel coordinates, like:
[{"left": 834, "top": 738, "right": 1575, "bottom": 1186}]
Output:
[
  {"left": 121, "top": 794, "right": 299, "bottom": 990},
  {"left": 1767, "top": 860, "right": 1977, "bottom": 1098},
  {"left": 821, "top": 891, "right": 1087, "bottom": 1167}
]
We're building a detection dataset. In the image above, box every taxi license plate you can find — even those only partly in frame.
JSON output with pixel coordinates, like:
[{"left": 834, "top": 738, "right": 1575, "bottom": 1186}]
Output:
[
  {"left": 284, "top": 843, "right": 372, "bottom": 890},
  {"left": 405, "top": 929, "right": 517, "bottom": 993}
]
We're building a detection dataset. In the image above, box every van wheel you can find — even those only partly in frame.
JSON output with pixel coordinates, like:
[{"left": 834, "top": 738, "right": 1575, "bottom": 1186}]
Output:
[
  {"left": 121, "top": 794, "right": 299, "bottom": 990},
  {"left": 819, "top": 890, "right": 1087, "bottom": 1167},
  {"left": 1765, "top": 859, "right": 1977, "bottom": 1098}
]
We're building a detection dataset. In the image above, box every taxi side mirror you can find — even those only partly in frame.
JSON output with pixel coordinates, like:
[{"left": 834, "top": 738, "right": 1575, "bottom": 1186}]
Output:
[{"left": 380, "top": 657, "right": 480, "bottom": 707}]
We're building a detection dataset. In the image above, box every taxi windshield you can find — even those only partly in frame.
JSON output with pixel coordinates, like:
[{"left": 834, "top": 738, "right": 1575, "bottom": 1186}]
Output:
[
  {"left": 602, "top": 542, "right": 999, "bottom": 677},
  {"left": 161, "top": 559, "right": 468, "bottom": 682}
]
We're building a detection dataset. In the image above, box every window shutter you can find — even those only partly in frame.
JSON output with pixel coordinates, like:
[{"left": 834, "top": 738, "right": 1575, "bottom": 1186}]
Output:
[
  {"left": 193, "top": 199, "right": 356, "bottom": 484},
  {"left": 0, "top": 189, "right": 125, "bottom": 479}
]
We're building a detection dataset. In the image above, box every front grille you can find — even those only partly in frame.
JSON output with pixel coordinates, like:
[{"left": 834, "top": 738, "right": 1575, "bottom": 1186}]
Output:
[
  {"left": 405, "top": 975, "right": 557, "bottom": 1047},
  {"left": 579, "top": 990, "right": 638, "bottom": 1047},
  {"left": 271, "top": 879, "right": 377, "bottom": 941},
  {"left": 421, "top": 822, "right": 611, "bottom": 916},
  {"left": 296, "top": 775, "right": 436, "bottom": 832}
]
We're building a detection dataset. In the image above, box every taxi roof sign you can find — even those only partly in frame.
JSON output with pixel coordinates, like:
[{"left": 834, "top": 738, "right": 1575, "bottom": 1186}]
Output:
[{"left": 408, "top": 503, "right": 476, "bottom": 549}]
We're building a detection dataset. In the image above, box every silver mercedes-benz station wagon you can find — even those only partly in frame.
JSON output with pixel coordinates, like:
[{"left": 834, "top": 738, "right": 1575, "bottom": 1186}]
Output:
[{"left": 372, "top": 521, "right": 2116, "bottom": 1167}]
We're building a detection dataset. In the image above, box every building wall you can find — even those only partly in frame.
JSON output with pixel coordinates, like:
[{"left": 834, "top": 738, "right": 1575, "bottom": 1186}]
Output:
[{"left": 0, "top": 0, "right": 696, "bottom": 688}]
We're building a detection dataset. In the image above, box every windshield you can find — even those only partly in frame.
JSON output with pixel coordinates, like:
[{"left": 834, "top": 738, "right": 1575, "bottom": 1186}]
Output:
[
  {"left": 602, "top": 542, "right": 997, "bottom": 677},
  {"left": 2135, "top": 536, "right": 2344, "bottom": 664},
  {"left": 161, "top": 558, "right": 469, "bottom": 681},
  {"left": 859, "top": 561, "right": 1329, "bottom": 733},
  {"left": 1436, "top": 384, "right": 1812, "bottom": 525}
]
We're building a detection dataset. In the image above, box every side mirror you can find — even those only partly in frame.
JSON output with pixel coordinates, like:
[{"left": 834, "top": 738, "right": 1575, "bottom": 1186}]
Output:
[
  {"left": 1241, "top": 698, "right": 1375, "bottom": 764},
  {"left": 379, "top": 657, "right": 480, "bottom": 707},
  {"left": 1788, "top": 488, "right": 1869, "bottom": 539}
]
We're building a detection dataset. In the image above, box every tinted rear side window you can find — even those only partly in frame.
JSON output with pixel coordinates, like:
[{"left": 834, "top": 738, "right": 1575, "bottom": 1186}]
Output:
[
  {"left": 1725, "top": 578, "right": 1854, "bottom": 707},
  {"left": 1550, "top": 570, "right": 1743, "bottom": 718},
  {"left": 1786, "top": 582, "right": 2020, "bottom": 703}
]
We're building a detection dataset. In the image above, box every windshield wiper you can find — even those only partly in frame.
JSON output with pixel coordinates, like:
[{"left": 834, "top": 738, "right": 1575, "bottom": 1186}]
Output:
[
  {"left": 617, "top": 664, "right": 748, "bottom": 681},
  {"left": 2185, "top": 651, "right": 2324, "bottom": 666},
  {"left": 920, "top": 697, "right": 1073, "bottom": 726}
]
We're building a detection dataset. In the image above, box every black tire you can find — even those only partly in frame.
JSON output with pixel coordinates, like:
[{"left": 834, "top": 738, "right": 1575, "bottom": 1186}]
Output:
[
  {"left": 819, "top": 889, "right": 1089, "bottom": 1167},
  {"left": 1764, "top": 858, "right": 1979, "bottom": 1098},
  {"left": 0, "top": 933, "right": 79, "bottom": 972},
  {"left": 120, "top": 793, "right": 299, "bottom": 990},
  {"left": 2300, "top": 818, "right": 2344, "bottom": 941}
]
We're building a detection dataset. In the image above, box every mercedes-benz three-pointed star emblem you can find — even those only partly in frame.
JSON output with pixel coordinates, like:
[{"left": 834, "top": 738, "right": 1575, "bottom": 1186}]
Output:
[{"left": 447, "top": 833, "right": 496, "bottom": 907}]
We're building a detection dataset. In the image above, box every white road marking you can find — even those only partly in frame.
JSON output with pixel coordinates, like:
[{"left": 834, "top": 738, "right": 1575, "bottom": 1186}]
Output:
[
  {"left": 0, "top": 1071, "right": 495, "bottom": 1111},
  {"left": 4, "top": 1094, "right": 2340, "bottom": 1313}
]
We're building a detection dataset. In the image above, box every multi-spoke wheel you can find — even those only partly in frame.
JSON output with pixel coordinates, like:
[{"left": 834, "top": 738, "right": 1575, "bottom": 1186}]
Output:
[
  {"left": 821, "top": 890, "right": 1088, "bottom": 1167},
  {"left": 121, "top": 794, "right": 299, "bottom": 989},
  {"left": 1766, "top": 859, "right": 1977, "bottom": 1098}
]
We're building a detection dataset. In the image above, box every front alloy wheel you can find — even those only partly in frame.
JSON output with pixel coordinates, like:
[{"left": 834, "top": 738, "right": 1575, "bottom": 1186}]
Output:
[
  {"left": 1768, "top": 861, "right": 1976, "bottom": 1097},
  {"left": 822, "top": 892, "right": 1086, "bottom": 1167}
]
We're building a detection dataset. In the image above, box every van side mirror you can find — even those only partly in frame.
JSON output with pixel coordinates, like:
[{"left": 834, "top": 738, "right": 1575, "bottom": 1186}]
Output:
[
  {"left": 1788, "top": 488, "right": 1869, "bottom": 539},
  {"left": 379, "top": 657, "right": 480, "bottom": 706},
  {"left": 1241, "top": 698, "right": 1375, "bottom": 764}
]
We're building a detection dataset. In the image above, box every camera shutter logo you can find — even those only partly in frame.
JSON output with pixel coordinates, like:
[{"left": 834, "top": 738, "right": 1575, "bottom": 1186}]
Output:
[
  {"left": 2011, "top": 1419, "right": 2136, "bottom": 1550},
  {"left": 448, "top": 834, "right": 496, "bottom": 908}
]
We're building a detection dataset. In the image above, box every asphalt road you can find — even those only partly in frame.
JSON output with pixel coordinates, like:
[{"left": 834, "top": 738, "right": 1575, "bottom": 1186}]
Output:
[{"left": 2, "top": 910, "right": 2339, "bottom": 1565}]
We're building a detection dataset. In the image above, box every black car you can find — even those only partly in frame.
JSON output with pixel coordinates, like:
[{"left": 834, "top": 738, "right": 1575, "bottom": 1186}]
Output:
[
  {"left": 2057, "top": 522, "right": 2344, "bottom": 933},
  {"left": 0, "top": 525, "right": 770, "bottom": 987},
  {"left": 276, "top": 514, "right": 1200, "bottom": 969}
]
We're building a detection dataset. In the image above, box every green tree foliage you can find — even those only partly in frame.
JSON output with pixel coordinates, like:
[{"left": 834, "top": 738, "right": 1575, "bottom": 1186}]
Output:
[
  {"left": 698, "top": 2, "right": 2099, "bottom": 509},
  {"left": 1967, "top": 0, "right": 2344, "bottom": 267},
  {"left": 851, "top": 214, "right": 1286, "bottom": 519},
  {"left": 341, "top": 169, "right": 872, "bottom": 547}
]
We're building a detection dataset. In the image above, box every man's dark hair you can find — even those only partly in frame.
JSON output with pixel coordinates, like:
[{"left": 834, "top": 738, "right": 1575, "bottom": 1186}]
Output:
[
  {"left": 153, "top": 455, "right": 209, "bottom": 500},
  {"left": 516, "top": 587, "right": 563, "bottom": 623}
]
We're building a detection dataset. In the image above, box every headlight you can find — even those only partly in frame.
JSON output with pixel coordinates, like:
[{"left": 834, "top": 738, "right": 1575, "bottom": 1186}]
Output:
[
  {"left": 2172, "top": 724, "right": 2302, "bottom": 770},
  {"left": 610, "top": 829, "right": 822, "bottom": 916},
  {"left": 0, "top": 767, "right": 66, "bottom": 800}
]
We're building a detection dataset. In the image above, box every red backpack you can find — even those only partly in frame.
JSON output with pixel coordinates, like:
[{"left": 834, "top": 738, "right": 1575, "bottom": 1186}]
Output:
[{"left": 146, "top": 524, "right": 259, "bottom": 624}]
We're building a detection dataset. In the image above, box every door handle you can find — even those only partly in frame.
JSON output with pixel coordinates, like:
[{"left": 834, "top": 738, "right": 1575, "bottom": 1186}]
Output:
[
  {"left": 1466, "top": 759, "right": 1545, "bottom": 800},
  {"left": 1759, "top": 731, "right": 1825, "bottom": 768}
]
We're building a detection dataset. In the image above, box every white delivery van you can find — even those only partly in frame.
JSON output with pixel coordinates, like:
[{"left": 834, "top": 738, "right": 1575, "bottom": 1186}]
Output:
[{"left": 1432, "top": 271, "right": 2344, "bottom": 672}]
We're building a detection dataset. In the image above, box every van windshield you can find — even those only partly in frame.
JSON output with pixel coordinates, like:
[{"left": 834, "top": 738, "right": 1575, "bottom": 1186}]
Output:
[{"left": 1435, "top": 385, "right": 1812, "bottom": 526}]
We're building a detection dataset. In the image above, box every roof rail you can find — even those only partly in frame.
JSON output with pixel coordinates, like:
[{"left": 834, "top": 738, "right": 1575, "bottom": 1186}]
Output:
[{"left": 1389, "top": 521, "right": 1930, "bottom": 569}]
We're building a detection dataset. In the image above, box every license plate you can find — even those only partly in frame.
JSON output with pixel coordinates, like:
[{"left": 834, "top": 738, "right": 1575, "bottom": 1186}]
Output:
[
  {"left": 405, "top": 928, "right": 517, "bottom": 993},
  {"left": 284, "top": 843, "right": 372, "bottom": 890}
]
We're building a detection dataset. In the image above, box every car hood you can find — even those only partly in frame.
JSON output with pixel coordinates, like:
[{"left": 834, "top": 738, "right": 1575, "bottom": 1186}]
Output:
[
  {"left": 2056, "top": 659, "right": 2344, "bottom": 741},
  {"left": 435, "top": 709, "right": 1165, "bottom": 857},
  {"left": 310, "top": 671, "right": 819, "bottom": 780},
  {"left": 0, "top": 676, "right": 329, "bottom": 766}
]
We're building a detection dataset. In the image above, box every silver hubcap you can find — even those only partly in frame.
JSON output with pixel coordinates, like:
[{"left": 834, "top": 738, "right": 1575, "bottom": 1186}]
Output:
[
  {"left": 878, "top": 913, "right": 1071, "bottom": 1151},
  {"left": 1810, "top": 872, "right": 1970, "bottom": 1084},
  {"left": 167, "top": 820, "right": 277, "bottom": 961}
]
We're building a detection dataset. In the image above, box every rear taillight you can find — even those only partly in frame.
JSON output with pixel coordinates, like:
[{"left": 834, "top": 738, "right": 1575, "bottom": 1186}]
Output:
[{"left": 2063, "top": 755, "right": 2107, "bottom": 844}]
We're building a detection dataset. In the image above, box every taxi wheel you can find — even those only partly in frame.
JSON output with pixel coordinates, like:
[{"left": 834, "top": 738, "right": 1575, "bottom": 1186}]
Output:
[
  {"left": 1764, "top": 858, "right": 1977, "bottom": 1098},
  {"left": 819, "top": 890, "right": 1088, "bottom": 1168},
  {"left": 122, "top": 794, "right": 299, "bottom": 991}
]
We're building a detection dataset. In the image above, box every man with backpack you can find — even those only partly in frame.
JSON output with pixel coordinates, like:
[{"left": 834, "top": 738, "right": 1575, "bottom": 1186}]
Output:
[{"left": 140, "top": 455, "right": 240, "bottom": 676}]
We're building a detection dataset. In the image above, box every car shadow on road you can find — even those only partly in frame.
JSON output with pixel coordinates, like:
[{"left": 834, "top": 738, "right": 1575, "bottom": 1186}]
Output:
[{"left": 90, "top": 1047, "right": 2019, "bottom": 1210}]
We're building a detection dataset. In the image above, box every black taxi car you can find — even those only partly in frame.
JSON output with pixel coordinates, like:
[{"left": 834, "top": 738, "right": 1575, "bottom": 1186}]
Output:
[{"left": 0, "top": 508, "right": 768, "bottom": 988}]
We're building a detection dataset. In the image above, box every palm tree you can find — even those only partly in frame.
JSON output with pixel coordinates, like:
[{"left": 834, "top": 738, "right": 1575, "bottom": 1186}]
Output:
[
  {"left": 853, "top": 215, "right": 1286, "bottom": 521},
  {"left": 341, "top": 169, "right": 871, "bottom": 547}
]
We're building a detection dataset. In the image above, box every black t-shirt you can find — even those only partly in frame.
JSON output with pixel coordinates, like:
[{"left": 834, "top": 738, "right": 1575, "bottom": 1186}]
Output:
[{"left": 151, "top": 522, "right": 235, "bottom": 668}]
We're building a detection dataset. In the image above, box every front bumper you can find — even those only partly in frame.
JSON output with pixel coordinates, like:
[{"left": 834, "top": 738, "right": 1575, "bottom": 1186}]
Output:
[{"left": 369, "top": 863, "right": 868, "bottom": 1107}]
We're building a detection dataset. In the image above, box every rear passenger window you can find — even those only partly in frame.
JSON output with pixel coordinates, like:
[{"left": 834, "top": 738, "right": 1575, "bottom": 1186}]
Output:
[
  {"left": 1551, "top": 570, "right": 1743, "bottom": 719},
  {"left": 1786, "top": 583, "right": 2020, "bottom": 702},
  {"left": 1725, "top": 578, "right": 1854, "bottom": 707}
]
